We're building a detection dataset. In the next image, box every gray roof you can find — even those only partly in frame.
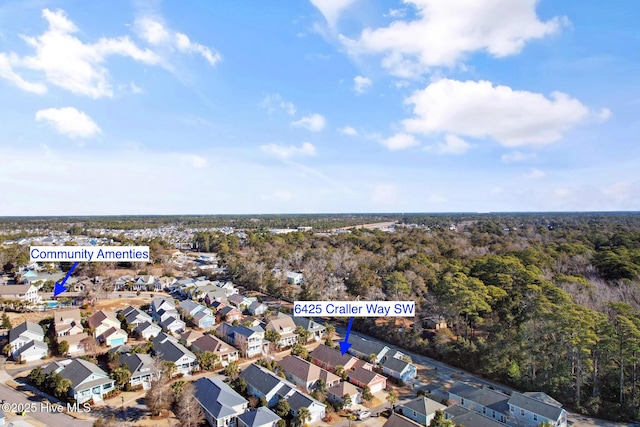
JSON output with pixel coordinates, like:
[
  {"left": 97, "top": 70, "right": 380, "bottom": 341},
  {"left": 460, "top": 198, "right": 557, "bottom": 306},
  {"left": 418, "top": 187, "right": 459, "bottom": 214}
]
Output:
[
  {"left": 287, "top": 390, "right": 324, "bottom": 412},
  {"left": 382, "top": 356, "right": 412, "bottom": 373},
  {"left": 107, "top": 344, "right": 132, "bottom": 354},
  {"left": 239, "top": 363, "right": 285, "bottom": 397},
  {"left": 136, "top": 321, "right": 161, "bottom": 333},
  {"left": 348, "top": 366, "right": 383, "bottom": 385},
  {"left": 450, "top": 411, "right": 508, "bottom": 427},
  {"left": 443, "top": 404, "right": 469, "bottom": 417},
  {"left": 159, "top": 316, "right": 185, "bottom": 330},
  {"left": 41, "top": 361, "right": 65, "bottom": 376},
  {"left": 509, "top": 392, "right": 564, "bottom": 420},
  {"left": 15, "top": 340, "right": 48, "bottom": 356},
  {"left": 119, "top": 353, "right": 158, "bottom": 377},
  {"left": 153, "top": 338, "right": 195, "bottom": 363},
  {"left": 383, "top": 413, "right": 422, "bottom": 427},
  {"left": 448, "top": 383, "right": 509, "bottom": 413},
  {"left": 401, "top": 396, "right": 445, "bottom": 417},
  {"left": 310, "top": 344, "right": 356, "bottom": 367},
  {"left": 348, "top": 335, "right": 389, "bottom": 357},
  {"left": 292, "top": 317, "right": 325, "bottom": 332},
  {"left": 193, "top": 377, "right": 247, "bottom": 419},
  {"left": 9, "top": 321, "right": 44, "bottom": 343},
  {"left": 179, "top": 299, "right": 201, "bottom": 314},
  {"left": 57, "top": 358, "right": 110, "bottom": 389},
  {"left": 237, "top": 407, "right": 281, "bottom": 427}
]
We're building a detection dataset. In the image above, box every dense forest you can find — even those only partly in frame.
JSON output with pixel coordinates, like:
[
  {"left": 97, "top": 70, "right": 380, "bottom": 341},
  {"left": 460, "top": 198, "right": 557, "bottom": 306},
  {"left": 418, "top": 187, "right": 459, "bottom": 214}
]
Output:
[{"left": 196, "top": 213, "right": 640, "bottom": 421}]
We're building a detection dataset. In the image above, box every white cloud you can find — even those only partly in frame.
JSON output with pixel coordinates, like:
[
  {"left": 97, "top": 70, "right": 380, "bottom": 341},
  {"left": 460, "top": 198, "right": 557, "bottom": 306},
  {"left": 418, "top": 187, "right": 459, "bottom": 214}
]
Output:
[
  {"left": 129, "top": 82, "right": 143, "bottom": 94},
  {"left": 35, "top": 107, "right": 101, "bottom": 139},
  {"left": 372, "top": 183, "right": 400, "bottom": 206},
  {"left": 310, "top": 0, "right": 359, "bottom": 28},
  {"left": 260, "top": 93, "right": 297, "bottom": 115},
  {"left": 382, "top": 133, "right": 419, "bottom": 150},
  {"left": 291, "top": 113, "right": 326, "bottom": 132},
  {"left": 181, "top": 155, "right": 207, "bottom": 169},
  {"left": 135, "top": 17, "right": 221, "bottom": 67},
  {"left": 403, "top": 79, "right": 600, "bottom": 146},
  {"left": 260, "top": 142, "right": 317, "bottom": 160},
  {"left": 340, "top": 0, "right": 566, "bottom": 78},
  {"left": 14, "top": 9, "right": 161, "bottom": 98},
  {"left": 501, "top": 151, "right": 535, "bottom": 163},
  {"left": 431, "top": 134, "right": 471, "bottom": 155},
  {"left": 353, "top": 75, "right": 372, "bottom": 94},
  {"left": 339, "top": 126, "right": 358, "bottom": 136},
  {"left": 0, "top": 53, "right": 47, "bottom": 94},
  {"left": 524, "top": 168, "right": 546, "bottom": 179}
]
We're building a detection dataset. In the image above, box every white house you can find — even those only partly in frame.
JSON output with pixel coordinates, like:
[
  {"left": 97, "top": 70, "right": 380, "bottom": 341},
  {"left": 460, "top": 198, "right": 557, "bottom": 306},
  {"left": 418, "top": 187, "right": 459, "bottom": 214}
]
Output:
[
  {"left": 8, "top": 321, "right": 47, "bottom": 362},
  {"left": 0, "top": 285, "right": 41, "bottom": 304},
  {"left": 508, "top": 392, "right": 568, "bottom": 427}
]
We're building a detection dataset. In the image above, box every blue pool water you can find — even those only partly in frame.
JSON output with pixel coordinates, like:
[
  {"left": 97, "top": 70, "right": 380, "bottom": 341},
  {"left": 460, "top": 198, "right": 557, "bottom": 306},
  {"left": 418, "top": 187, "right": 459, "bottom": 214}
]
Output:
[{"left": 45, "top": 301, "right": 59, "bottom": 308}]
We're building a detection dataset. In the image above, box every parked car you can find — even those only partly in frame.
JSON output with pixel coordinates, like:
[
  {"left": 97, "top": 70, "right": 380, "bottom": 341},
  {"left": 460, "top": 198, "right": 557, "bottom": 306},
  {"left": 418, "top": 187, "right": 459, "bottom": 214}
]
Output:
[{"left": 356, "top": 410, "right": 371, "bottom": 420}]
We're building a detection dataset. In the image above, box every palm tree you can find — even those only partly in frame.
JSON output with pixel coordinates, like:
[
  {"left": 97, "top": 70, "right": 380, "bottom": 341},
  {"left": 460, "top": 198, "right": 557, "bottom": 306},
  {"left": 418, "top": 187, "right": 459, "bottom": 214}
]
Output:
[
  {"left": 386, "top": 390, "right": 397, "bottom": 410},
  {"left": 295, "top": 407, "right": 311, "bottom": 427}
]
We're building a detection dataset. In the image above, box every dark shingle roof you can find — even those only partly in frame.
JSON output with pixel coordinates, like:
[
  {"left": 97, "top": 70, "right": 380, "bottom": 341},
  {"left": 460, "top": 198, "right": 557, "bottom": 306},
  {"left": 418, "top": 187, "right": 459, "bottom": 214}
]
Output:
[
  {"left": 239, "top": 364, "right": 284, "bottom": 396},
  {"left": 287, "top": 390, "right": 324, "bottom": 412},
  {"left": 349, "top": 335, "right": 389, "bottom": 357},
  {"left": 153, "top": 337, "right": 195, "bottom": 363},
  {"left": 448, "top": 383, "right": 509, "bottom": 413},
  {"left": 193, "top": 377, "right": 247, "bottom": 419},
  {"left": 58, "top": 358, "right": 110, "bottom": 389},
  {"left": 382, "top": 356, "right": 412, "bottom": 373},
  {"left": 9, "top": 321, "right": 43, "bottom": 343},
  {"left": 509, "top": 392, "right": 564, "bottom": 420},
  {"left": 383, "top": 413, "right": 422, "bottom": 427},
  {"left": 119, "top": 353, "right": 157, "bottom": 377},
  {"left": 310, "top": 344, "right": 356, "bottom": 367}
]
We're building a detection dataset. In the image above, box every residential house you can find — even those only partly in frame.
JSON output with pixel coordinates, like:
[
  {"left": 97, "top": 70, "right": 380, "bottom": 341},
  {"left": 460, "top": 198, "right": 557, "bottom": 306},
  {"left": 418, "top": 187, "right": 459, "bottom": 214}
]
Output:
[
  {"left": 114, "top": 275, "right": 134, "bottom": 291},
  {"left": 381, "top": 356, "right": 417, "bottom": 382},
  {"left": 264, "top": 316, "right": 298, "bottom": 348},
  {"left": 119, "top": 353, "right": 159, "bottom": 389},
  {"left": 248, "top": 301, "right": 267, "bottom": 317},
  {"left": 348, "top": 366, "right": 387, "bottom": 394},
  {"left": 217, "top": 323, "right": 268, "bottom": 358},
  {"left": 204, "top": 288, "right": 230, "bottom": 306},
  {"left": 277, "top": 355, "right": 340, "bottom": 392},
  {"left": 237, "top": 407, "right": 281, "bottom": 427},
  {"left": 310, "top": 344, "right": 359, "bottom": 373},
  {"left": 228, "top": 294, "right": 253, "bottom": 310},
  {"left": 327, "top": 381, "right": 361, "bottom": 408},
  {"left": 240, "top": 363, "right": 297, "bottom": 407},
  {"left": 155, "top": 276, "right": 176, "bottom": 292},
  {"left": 383, "top": 413, "right": 423, "bottom": 427},
  {"left": 152, "top": 332, "right": 199, "bottom": 375},
  {"left": 292, "top": 317, "right": 325, "bottom": 342},
  {"left": 400, "top": 396, "right": 446, "bottom": 425},
  {"left": 190, "top": 334, "right": 239, "bottom": 367},
  {"left": 87, "top": 310, "right": 127, "bottom": 345},
  {"left": 8, "top": 321, "right": 46, "bottom": 362},
  {"left": 59, "top": 332, "right": 90, "bottom": 355},
  {"left": 218, "top": 305, "right": 243, "bottom": 323},
  {"left": 134, "top": 275, "right": 155, "bottom": 291},
  {"left": 0, "top": 284, "right": 41, "bottom": 304},
  {"left": 134, "top": 321, "right": 162, "bottom": 340},
  {"left": 287, "top": 390, "right": 326, "bottom": 424},
  {"left": 42, "top": 358, "right": 115, "bottom": 404},
  {"left": 100, "top": 327, "right": 128, "bottom": 347},
  {"left": 286, "top": 271, "right": 303, "bottom": 285},
  {"left": 180, "top": 330, "right": 204, "bottom": 347},
  {"left": 159, "top": 316, "right": 186, "bottom": 334},
  {"left": 448, "top": 383, "right": 509, "bottom": 424},
  {"left": 151, "top": 297, "right": 179, "bottom": 322},
  {"left": 180, "top": 300, "right": 216, "bottom": 329},
  {"left": 193, "top": 376, "right": 248, "bottom": 427},
  {"left": 347, "top": 335, "right": 389, "bottom": 364},
  {"left": 53, "top": 307, "right": 83, "bottom": 337},
  {"left": 119, "top": 306, "right": 153, "bottom": 328},
  {"left": 508, "top": 392, "right": 568, "bottom": 427}
]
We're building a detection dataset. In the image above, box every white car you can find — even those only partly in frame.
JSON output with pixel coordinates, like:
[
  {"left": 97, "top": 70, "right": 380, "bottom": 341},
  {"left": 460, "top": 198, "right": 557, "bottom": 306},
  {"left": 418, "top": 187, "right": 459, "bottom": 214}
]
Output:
[{"left": 356, "top": 410, "right": 371, "bottom": 420}]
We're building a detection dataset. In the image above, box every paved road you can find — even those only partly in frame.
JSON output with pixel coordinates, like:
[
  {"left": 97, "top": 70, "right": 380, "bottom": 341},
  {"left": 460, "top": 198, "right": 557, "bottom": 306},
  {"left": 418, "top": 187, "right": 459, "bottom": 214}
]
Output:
[{"left": 0, "top": 382, "right": 93, "bottom": 427}]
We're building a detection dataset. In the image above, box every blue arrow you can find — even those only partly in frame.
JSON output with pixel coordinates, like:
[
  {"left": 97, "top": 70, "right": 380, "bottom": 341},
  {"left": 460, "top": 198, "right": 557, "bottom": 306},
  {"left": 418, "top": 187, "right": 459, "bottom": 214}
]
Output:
[
  {"left": 339, "top": 316, "right": 354, "bottom": 355},
  {"left": 53, "top": 262, "right": 79, "bottom": 297}
]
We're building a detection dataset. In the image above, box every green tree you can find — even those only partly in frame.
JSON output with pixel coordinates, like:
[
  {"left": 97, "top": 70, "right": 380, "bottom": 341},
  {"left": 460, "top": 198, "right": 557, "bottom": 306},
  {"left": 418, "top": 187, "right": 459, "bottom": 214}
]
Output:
[
  {"left": 275, "top": 399, "right": 290, "bottom": 418},
  {"left": 29, "top": 367, "right": 45, "bottom": 386},
  {"left": 110, "top": 367, "right": 131, "bottom": 390},
  {"left": 197, "top": 351, "right": 220, "bottom": 371},
  {"left": 1, "top": 312, "right": 11, "bottom": 329},
  {"left": 342, "top": 393, "right": 352, "bottom": 408},
  {"left": 429, "top": 410, "right": 454, "bottom": 427},
  {"left": 386, "top": 390, "right": 397, "bottom": 409},
  {"left": 295, "top": 407, "right": 311, "bottom": 427},
  {"left": 362, "top": 385, "right": 373, "bottom": 402},
  {"left": 223, "top": 361, "right": 239, "bottom": 378},
  {"left": 295, "top": 326, "right": 312, "bottom": 344},
  {"left": 265, "top": 330, "right": 281, "bottom": 346},
  {"left": 57, "top": 340, "right": 69, "bottom": 356}
]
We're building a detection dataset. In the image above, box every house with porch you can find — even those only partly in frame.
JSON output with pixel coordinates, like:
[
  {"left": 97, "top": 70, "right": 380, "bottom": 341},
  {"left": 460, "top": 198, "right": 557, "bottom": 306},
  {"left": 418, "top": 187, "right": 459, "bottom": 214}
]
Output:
[
  {"left": 292, "top": 317, "right": 326, "bottom": 342},
  {"left": 42, "top": 358, "right": 115, "bottom": 404},
  {"left": 152, "top": 332, "right": 198, "bottom": 375},
  {"left": 448, "top": 383, "right": 509, "bottom": 424},
  {"left": 399, "top": 396, "right": 446, "bottom": 425},
  {"left": 264, "top": 315, "right": 298, "bottom": 348},
  {"left": 0, "top": 284, "right": 41, "bottom": 304},
  {"left": 193, "top": 376, "right": 248, "bottom": 427},
  {"left": 119, "top": 353, "right": 160, "bottom": 389},
  {"left": 8, "top": 321, "right": 46, "bottom": 362},
  {"left": 381, "top": 356, "right": 417, "bottom": 382},
  {"left": 277, "top": 355, "right": 341, "bottom": 392},
  {"left": 508, "top": 392, "right": 568, "bottom": 427},
  {"left": 190, "top": 334, "right": 239, "bottom": 367},
  {"left": 347, "top": 335, "right": 389, "bottom": 364},
  {"left": 327, "top": 381, "right": 361, "bottom": 408},
  {"left": 53, "top": 307, "right": 83, "bottom": 337}
]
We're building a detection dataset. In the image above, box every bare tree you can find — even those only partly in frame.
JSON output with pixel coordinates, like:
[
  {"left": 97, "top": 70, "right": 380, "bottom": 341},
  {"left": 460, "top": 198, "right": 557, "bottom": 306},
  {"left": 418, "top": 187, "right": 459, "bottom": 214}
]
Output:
[
  {"left": 174, "top": 382, "right": 204, "bottom": 427},
  {"left": 145, "top": 357, "right": 173, "bottom": 416}
]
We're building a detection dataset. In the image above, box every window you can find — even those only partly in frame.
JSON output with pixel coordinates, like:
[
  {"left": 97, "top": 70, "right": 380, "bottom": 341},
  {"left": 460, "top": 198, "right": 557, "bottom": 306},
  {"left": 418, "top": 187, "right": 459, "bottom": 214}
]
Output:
[
  {"left": 534, "top": 414, "right": 538, "bottom": 421},
  {"left": 483, "top": 407, "right": 486, "bottom": 414},
  {"left": 461, "top": 398, "right": 465, "bottom": 405},
  {"left": 413, "top": 411, "right": 417, "bottom": 417},
  {"left": 521, "top": 409, "right": 525, "bottom": 416}
]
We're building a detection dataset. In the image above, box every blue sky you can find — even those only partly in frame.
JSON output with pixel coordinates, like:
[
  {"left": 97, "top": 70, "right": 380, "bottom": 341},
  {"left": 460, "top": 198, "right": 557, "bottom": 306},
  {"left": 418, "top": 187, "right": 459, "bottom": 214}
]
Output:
[{"left": 0, "top": 0, "right": 638, "bottom": 215}]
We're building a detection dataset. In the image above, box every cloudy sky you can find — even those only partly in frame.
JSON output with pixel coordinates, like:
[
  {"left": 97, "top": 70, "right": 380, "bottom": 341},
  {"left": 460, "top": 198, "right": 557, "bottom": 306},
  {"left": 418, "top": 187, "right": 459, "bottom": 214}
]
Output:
[{"left": 0, "top": 0, "right": 638, "bottom": 215}]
